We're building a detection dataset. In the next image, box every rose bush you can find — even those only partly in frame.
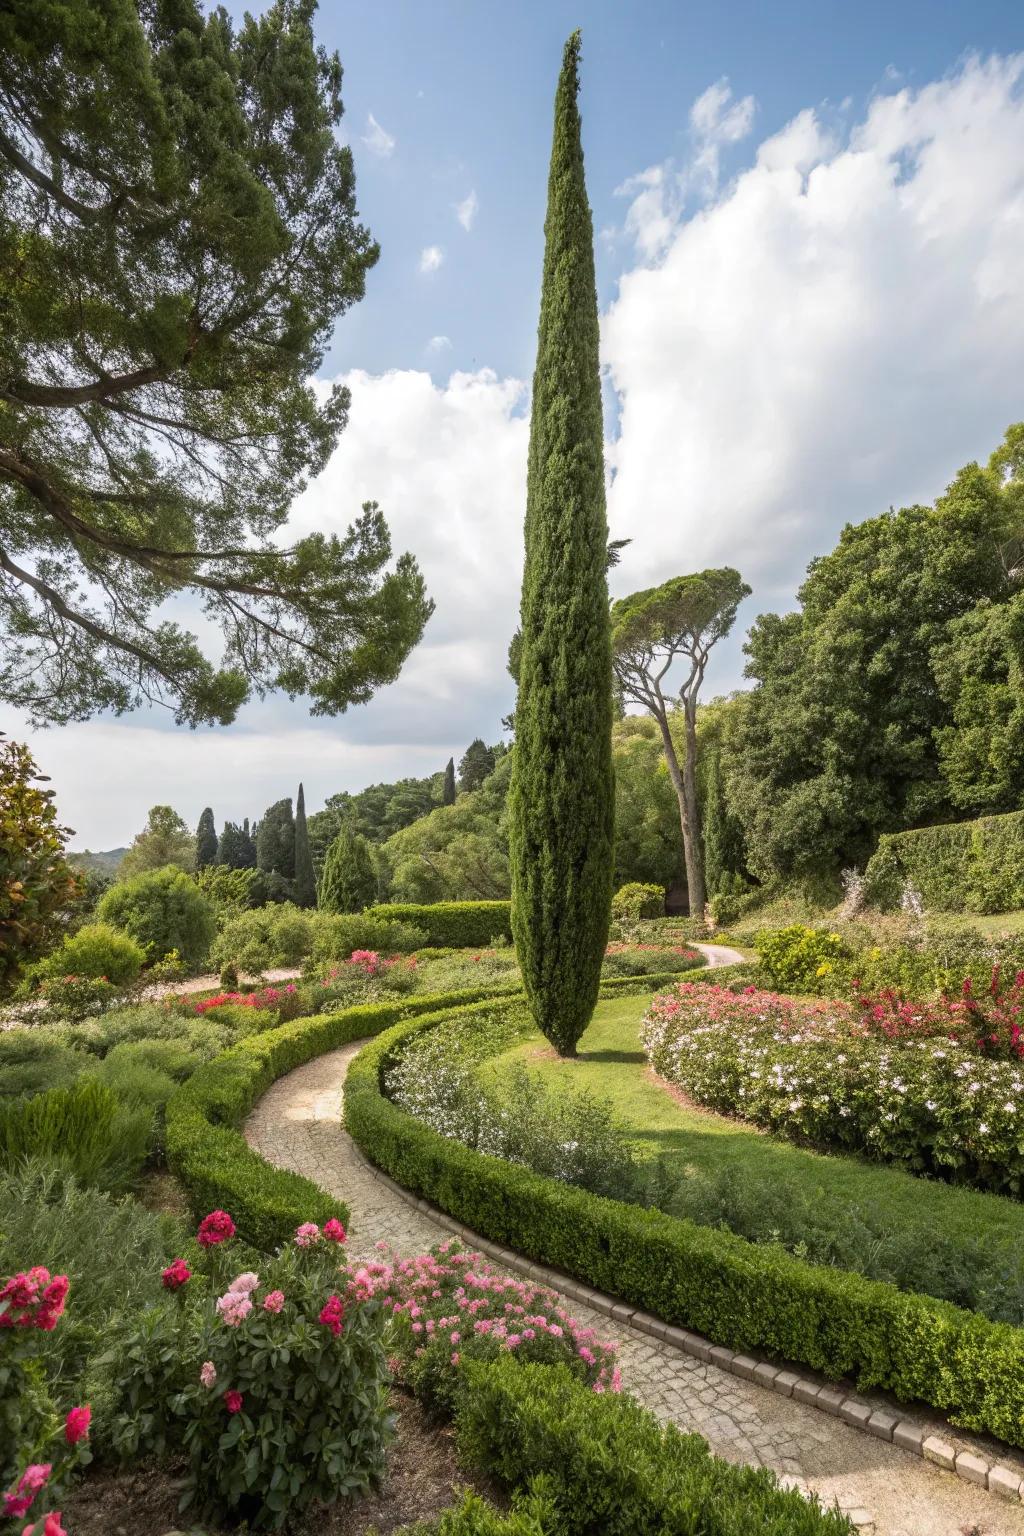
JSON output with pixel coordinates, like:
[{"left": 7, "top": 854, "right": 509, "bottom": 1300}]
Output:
[{"left": 642, "top": 982, "right": 1024, "bottom": 1193}]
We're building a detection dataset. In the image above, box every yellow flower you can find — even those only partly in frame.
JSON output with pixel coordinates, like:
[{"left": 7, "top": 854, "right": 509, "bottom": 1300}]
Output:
[{"left": 816, "top": 962, "right": 833, "bottom": 976}]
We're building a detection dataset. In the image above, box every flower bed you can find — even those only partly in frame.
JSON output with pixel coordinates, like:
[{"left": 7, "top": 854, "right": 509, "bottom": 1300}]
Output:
[
  {"left": 641, "top": 982, "right": 1024, "bottom": 1194},
  {"left": 344, "top": 1000, "right": 1024, "bottom": 1449}
]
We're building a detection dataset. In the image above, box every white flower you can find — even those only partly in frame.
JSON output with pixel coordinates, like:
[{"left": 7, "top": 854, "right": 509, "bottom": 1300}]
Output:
[
  {"left": 979, "top": 1123, "right": 989, "bottom": 1135},
  {"left": 925, "top": 1100, "right": 937, "bottom": 1111}
]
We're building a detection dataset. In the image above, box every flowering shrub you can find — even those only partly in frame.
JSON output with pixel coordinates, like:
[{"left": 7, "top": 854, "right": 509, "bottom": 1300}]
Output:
[
  {"left": 355, "top": 1239, "right": 618, "bottom": 1414},
  {"left": 108, "top": 1213, "right": 391, "bottom": 1529},
  {"left": 853, "top": 968, "right": 1024, "bottom": 1059},
  {"left": 601, "top": 941, "right": 703, "bottom": 979},
  {"left": 642, "top": 982, "right": 1024, "bottom": 1194},
  {"left": 1, "top": 1268, "right": 92, "bottom": 1530},
  {"left": 755, "top": 925, "right": 849, "bottom": 992},
  {"left": 193, "top": 983, "right": 303, "bottom": 1022}
]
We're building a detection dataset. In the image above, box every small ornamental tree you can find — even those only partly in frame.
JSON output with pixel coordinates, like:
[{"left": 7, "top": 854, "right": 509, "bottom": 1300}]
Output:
[
  {"left": 611, "top": 569, "right": 750, "bottom": 917},
  {"left": 120, "top": 805, "right": 196, "bottom": 877},
  {"left": 0, "top": 735, "right": 81, "bottom": 994},
  {"left": 442, "top": 757, "right": 457, "bottom": 806},
  {"left": 257, "top": 799, "right": 295, "bottom": 882},
  {"left": 319, "top": 827, "right": 377, "bottom": 914},
  {"left": 195, "top": 808, "right": 218, "bottom": 870},
  {"left": 293, "top": 784, "right": 317, "bottom": 909},
  {"left": 508, "top": 33, "right": 615, "bottom": 1058},
  {"left": 98, "top": 865, "right": 217, "bottom": 970}
]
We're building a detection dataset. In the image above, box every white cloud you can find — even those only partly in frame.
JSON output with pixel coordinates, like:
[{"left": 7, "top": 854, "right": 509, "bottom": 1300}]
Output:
[
  {"left": 362, "top": 112, "right": 396, "bottom": 158},
  {"left": 455, "top": 190, "right": 478, "bottom": 231},
  {"left": 427, "top": 335, "right": 452, "bottom": 353},
  {"left": 419, "top": 244, "right": 444, "bottom": 274},
  {"left": 605, "top": 50, "right": 1024, "bottom": 646}
]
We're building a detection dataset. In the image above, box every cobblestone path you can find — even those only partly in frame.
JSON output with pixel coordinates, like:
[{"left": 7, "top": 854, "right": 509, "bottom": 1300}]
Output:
[{"left": 246, "top": 1036, "right": 1024, "bottom": 1536}]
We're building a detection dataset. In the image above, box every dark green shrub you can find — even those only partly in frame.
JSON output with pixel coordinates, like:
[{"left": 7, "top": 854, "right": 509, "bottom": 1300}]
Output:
[
  {"left": 345, "top": 1005, "right": 1024, "bottom": 1448},
  {"left": 29, "top": 921, "right": 146, "bottom": 985},
  {"left": 611, "top": 883, "right": 665, "bottom": 922},
  {"left": 864, "top": 809, "right": 1024, "bottom": 914},
  {"left": 0, "top": 1080, "right": 152, "bottom": 1190},
  {"left": 366, "top": 901, "right": 512, "bottom": 948},
  {"left": 0, "top": 1030, "right": 87, "bottom": 1098},
  {"left": 208, "top": 901, "right": 313, "bottom": 973},
  {"left": 452, "top": 1358, "right": 851, "bottom": 1535},
  {"left": 309, "top": 911, "right": 427, "bottom": 964},
  {"left": 98, "top": 866, "right": 217, "bottom": 970},
  {"left": 318, "top": 825, "right": 378, "bottom": 912}
]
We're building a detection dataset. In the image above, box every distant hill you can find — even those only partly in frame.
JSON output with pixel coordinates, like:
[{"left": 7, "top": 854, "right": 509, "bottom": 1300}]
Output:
[{"left": 69, "top": 848, "right": 127, "bottom": 876}]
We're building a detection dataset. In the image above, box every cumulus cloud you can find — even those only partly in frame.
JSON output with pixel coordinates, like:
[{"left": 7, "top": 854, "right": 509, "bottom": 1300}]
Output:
[
  {"left": 361, "top": 112, "right": 395, "bottom": 158},
  {"left": 419, "top": 244, "right": 444, "bottom": 273},
  {"left": 605, "top": 51, "right": 1024, "bottom": 635},
  {"left": 427, "top": 334, "right": 452, "bottom": 353},
  {"left": 455, "top": 189, "right": 479, "bottom": 231}
]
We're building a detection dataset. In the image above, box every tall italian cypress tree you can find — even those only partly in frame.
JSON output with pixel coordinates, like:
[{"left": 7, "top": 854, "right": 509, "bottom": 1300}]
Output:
[
  {"left": 508, "top": 32, "right": 615, "bottom": 1058},
  {"left": 442, "top": 757, "right": 456, "bottom": 806},
  {"left": 293, "top": 783, "right": 317, "bottom": 908},
  {"left": 195, "top": 807, "right": 218, "bottom": 869}
]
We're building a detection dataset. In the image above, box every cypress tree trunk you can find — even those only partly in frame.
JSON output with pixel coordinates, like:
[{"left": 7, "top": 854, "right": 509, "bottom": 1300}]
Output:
[
  {"left": 508, "top": 31, "right": 615, "bottom": 1059},
  {"left": 293, "top": 783, "right": 317, "bottom": 908}
]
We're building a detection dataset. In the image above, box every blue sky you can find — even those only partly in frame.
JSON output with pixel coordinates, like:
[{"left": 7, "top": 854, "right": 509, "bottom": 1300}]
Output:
[{"left": 9, "top": 1, "right": 1024, "bottom": 848}]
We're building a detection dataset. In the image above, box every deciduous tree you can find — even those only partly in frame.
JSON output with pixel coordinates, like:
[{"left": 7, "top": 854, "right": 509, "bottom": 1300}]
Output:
[{"left": 120, "top": 805, "right": 194, "bottom": 877}]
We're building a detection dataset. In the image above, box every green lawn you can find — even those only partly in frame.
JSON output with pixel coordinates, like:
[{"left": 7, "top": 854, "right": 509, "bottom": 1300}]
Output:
[{"left": 485, "top": 993, "right": 1024, "bottom": 1318}]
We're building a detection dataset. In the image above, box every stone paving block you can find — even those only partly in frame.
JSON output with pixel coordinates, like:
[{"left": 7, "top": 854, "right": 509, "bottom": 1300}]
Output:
[
  {"left": 816, "top": 1386, "right": 846, "bottom": 1417},
  {"left": 955, "top": 1451, "right": 989, "bottom": 1487},
  {"left": 772, "top": 1370, "right": 800, "bottom": 1398},
  {"left": 752, "top": 1362, "right": 780, "bottom": 1391},
  {"left": 989, "top": 1464, "right": 1024, "bottom": 1501},
  {"left": 922, "top": 1435, "right": 957, "bottom": 1471},
  {"left": 839, "top": 1400, "right": 873, "bottom": 1430},
  {"left": 866, "top": 1410, "right": 897, "bottom": 1442},
  {"left": 792, "top": 1379, "right": 822, "bottom": 1407},
  {"left": 892, "top": 1421, "right": 925, "bottom": 1454},
  {"left": 708, "top": 1344, "right": 735, "bottom": 1371}
]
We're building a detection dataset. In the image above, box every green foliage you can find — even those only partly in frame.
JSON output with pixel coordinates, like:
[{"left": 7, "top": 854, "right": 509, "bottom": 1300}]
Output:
[
  {"left": 0, "top": 0, "right": 431, "bottom": 725},
  {"left": 308, "top": 773, "right": 445, "bottom": 867},
  {"left": 293, "top": 784, "right": 317, "bottom": 909},
  {"left": 0, "top": 735, "right": 81, "bottom": 995},
  {"left": 459, "top": 738, "right": 497, "bottom": 792},
  {"left": 367, "top": 901, "right": 513, "bottom": 948},
  {"left": 216, "top": 820, "right": 257, "bottom": 870},
  {"left": 0, "top": 1080, "right": 151, "bottom": 1191},
  {"left": 319, "top": 825, "right": 377, "bottom": 913},
  {"left": 508, "top": 35, "right": 615, "bottom": 1058},
  {"left": 864, "top": 810, "right": 1024, "bottom": 915},
  {"left": 120, "top": 805, "right": 195, "bottom": 877},
  {"left": 0, "top": 1031, "right": 86, "bottom": 1099},
  {"left": 29, "top": 920, "right": 145, "bottom": 986},
  {"left": 164, "top": 987, "right": 512, "bottom": 1250},
  {"left": 195, "top": 863, "right": 264, "bottom": 915},
  {"left": 309, "top": 912, "right": 428, "bottom": 964},
  {"left": 452, "top": 1358, "right": 851, "bottom": 1536},
  {"left": 755, "top": 925, "right": 848, "bottom": 991},
  {"left": 256, "top": 798, "right": 295, "bottom": 882},
  {"left": 210, "top": 901, "right": 312, "bottom": 972},
  {"left": 611, "top": 883, "right": 665, "bottom": 923},
  {"left": 382, "top": 754, "right": 513, "bottom": 902},
  {"left": 195, "top": 808, "right": 218, "bottom": 870},
  {"left": 98, "top": 865, "right": 217, "bottom": 969},
  {"left": 443, "top": 757, "right": 457, "bottom": 806},
  {"left": 346, "top": 1004, "right": 1024, "bottom": 1449}
]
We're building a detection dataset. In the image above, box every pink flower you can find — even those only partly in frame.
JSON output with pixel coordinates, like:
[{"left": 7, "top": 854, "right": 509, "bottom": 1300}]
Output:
[
  {"left": 197, "top": 1210, "right": 235, "bottom": 1247},
  {"left": 263, "top": 1290, "right": 285, "bottom": 1313},
  {"left": 294, "top": 1223, "right": 321, "bottom": 1248},
  {"left": 216, "top": 1291, "right": 253, "bottom": 1327},
  {"left": 319, "top": 1294, "right": 345, "bottom": 1337},
  {"left": 64, "top": 1405, "right": 91, "bottom": 1445},
  {"left": 200, "top": 1360, "right": 217, "bottom": 1389},
  {"left": 17, "top": 1468, "right": 51, "bottom": 1496},
  {"left": 3, "top": 1495, "right": 32, "bottom": 1519},
  {"left": 451, "top": 1351, "right": 461, "bottom": 1365},
  {"left": 25, "top": 1513, "right": 67, "bottom": 1536},
  {"left": 229, "top": 1271, "right": 259, "bottom": 1295},
  {"left": 323, "top": 1218, "right": 346, "bottom": 1244},
  {"left": 161, "top": 1259, "right": 191, "bottom": 1290},
  {"left": 224, "top": 1390, "right": 244, "bottom": 1414}
]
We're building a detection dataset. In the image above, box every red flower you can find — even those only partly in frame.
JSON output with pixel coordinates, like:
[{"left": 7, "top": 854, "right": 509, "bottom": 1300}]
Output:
[
  {"left": 24, "top": 1512, "right": 68, "bottom": 1536},
  {"left": 319, "top": 1294, "right": 345, "bottom": 1337},
  {"left": 323, "top": 1218, "right": 346, "bottom": 1244},
  {"left": 161, "top": 1259, "right": 192, "bottom": 1290},
  {"left": 197, "top": 1210, "right": 236, "bottom": 1247},
  {"left": 224, "top": 1390, "right": 244, "bottom": 1414},
  {"left": 64, "top": 1405, "right": 91, "bottom": 1445}
]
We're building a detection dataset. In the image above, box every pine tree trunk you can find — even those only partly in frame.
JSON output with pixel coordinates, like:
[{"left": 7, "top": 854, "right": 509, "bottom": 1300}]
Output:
[
  {"left": 508, "top": 32, "right": 615, "bottom": 1058},
  {"left": 655, "top": 708, "right": 705, "bottom": 918}
]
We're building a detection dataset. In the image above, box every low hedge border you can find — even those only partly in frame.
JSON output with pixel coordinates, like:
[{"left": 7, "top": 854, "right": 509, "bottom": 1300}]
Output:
[
  {"left": 366, "top": 901, "right": 513, "bottom": 948},
  {"left": 344, "top": 1000, "right": 1024, "bottom": 1450},
  {"left": 165, "top": 984, "right": 522, "bottom": 1251},
  {"left": 443, "top": 1355, "right": 853, "bottom": 1535}
]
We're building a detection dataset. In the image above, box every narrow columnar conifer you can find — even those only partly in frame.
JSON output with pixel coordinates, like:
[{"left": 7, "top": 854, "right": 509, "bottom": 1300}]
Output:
[
  {"left": 508, "top": 31, "right": 615, "bottom": 1058},
  {"left": 195, "top": 807, "right": 218, "bottom": 869},
  {"left": 293, "top": 784, "right": 317, "bottom": 908},
  {"left": 442, "top": 757, "right": 457, "bottom": 806},
  {"left": 318, "top": 825, "right": 377, "bottom": 913}
]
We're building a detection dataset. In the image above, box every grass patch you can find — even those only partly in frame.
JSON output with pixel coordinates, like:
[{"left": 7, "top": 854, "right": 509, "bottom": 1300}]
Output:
[{"left": 486, "top": 994, "right": 1024, "bottom": 1321}]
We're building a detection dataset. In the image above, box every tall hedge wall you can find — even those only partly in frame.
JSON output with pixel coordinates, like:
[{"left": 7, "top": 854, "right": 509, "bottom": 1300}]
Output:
[
  {"left": 367, "top": 901, "right": 513, "bottom": 948},
  {"left": 864, "top": 809, "right": 1024, "bottom": 913}
]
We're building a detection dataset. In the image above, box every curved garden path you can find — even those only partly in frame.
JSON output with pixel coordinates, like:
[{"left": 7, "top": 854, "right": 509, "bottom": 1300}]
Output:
[{"left": 244, "top": 945, "right": 1024, "bottom": 1536}]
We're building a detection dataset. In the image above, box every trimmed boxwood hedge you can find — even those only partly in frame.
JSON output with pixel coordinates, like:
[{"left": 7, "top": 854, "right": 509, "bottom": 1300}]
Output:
[
  {"left": 344, "top": 1000, "right": 1024, "bottom": 1448},
  {"left": 864, "top": 808, "right": 1024, "bottom": 913},
  {"left": 367, "top": 900, "right": 513, "bottom": 948},
  {"left": 165, "top": 985, "right": 521, "bottom": 1250},
  {"left": 449, "top": 1356, "right": 852, "bottom": 1535}
]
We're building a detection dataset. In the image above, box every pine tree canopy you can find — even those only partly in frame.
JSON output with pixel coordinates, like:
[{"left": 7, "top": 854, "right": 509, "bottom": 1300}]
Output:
[
  {"left": 508, "top": 31, "right": 615, "bottom": 1057},
  {"left": 0, "top": 0, "right": 432, "bottom": 726}
]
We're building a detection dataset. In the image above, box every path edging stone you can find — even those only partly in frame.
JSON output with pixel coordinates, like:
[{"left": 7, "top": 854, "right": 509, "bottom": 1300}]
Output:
[{"left": 346, "top": 1132, "right": 1024, "bottom": 1509}]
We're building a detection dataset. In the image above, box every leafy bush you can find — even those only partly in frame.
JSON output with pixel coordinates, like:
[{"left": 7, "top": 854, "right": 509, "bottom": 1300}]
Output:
[
  {"left": 611, "top": 883, "right": 665, "bottom": 923},
  {"left": 193, "top": 982, "right": 306, "bottom": 1023},
  {"left": 344, "top": 1004, "right": 1024, "bottom": 1449},
  {"left": 28, "top": 921, "right": 146, "bottom": 987},
  {"left": 98, "top": 866, "right": 217, "bottom": 970},
  {"left": 0, "top": 1031, "right": 86, "bottom": 1099},
  {"left": 108, "top": 1215, "right": 392, "bottom": 1528},
  {"left": 309, "top": 911, "right": 428, "bottom": 965},
  {"left": 449, "top": 1358, "right": 851, "bottom": 1535},
  {"left": 0, "top": 1080, "right": 152, "bottom": 1191},
  {"left": 366, "top": 900, "right": 512, "bottom": 948},
  {"left": 641, "top": 982, "right": 1024, "bottom": 1195},
  {"left": 755, "top": 925, "right": 848, "bottom": 991},
  {"left": 601, "top": 943, "right": 704, "bottom": 979},
  {"left": 865, "top": 809, "right": 1024, "bottom": 914},
  {"left": 0, "top": 735, "right": 82, "bottom": 996},
  {"left": 208, "top": 902, "right": 313, "bottom": 973},
  {"left": 35, "top": 972, "right": 132, "bottom": 1019}
]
